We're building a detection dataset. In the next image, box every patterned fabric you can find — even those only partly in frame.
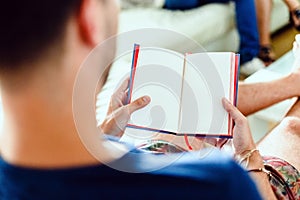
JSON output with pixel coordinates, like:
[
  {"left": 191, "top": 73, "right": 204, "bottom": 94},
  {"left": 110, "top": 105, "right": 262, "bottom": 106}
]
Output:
[
  {"left": 138, "top": 140, "right": 187, "bottom": 154},
  {"left": 138, "top": 140, "right": 300, "bottom": 200},
  {"left": 263, "top": 156, "right": 300, "bottom": 200}
]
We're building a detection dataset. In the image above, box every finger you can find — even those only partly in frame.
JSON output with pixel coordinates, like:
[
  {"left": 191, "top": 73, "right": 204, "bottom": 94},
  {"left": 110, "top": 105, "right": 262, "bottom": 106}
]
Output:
[
  {"left": 222, "top": 98, "right": 245, "bottom": 122},
  {"left": 126, "top": 96, "right": 151, "bottom": 114}
]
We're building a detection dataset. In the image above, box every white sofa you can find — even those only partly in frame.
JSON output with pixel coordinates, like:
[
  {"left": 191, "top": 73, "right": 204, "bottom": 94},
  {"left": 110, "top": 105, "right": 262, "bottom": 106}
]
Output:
[{"left": 119, "top": 0, "right": 290, "bottom": 52}]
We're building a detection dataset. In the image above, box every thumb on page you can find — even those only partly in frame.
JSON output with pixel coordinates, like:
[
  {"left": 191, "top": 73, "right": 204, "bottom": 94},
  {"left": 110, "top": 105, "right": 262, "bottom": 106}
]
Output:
[{"left": 126, "top": 96, "right": 151, "bottom": 114}]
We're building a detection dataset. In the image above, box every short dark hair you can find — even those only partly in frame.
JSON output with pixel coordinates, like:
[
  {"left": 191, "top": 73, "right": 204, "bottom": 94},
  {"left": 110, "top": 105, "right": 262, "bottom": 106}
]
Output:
[{"left": 0, "top": 0, "right": 81, "bottom": 69}]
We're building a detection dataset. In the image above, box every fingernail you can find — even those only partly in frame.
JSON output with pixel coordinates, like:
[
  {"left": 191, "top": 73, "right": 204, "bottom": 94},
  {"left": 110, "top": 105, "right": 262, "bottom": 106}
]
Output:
[
  {"left": 222, "top": 98, "right": 229, "bottom": 103},
  {"left": 222, "top": 98, "right": 230, "bottom": 107},
  {"left": 143, "top": 96, "right": 150, "bottom": 103}
]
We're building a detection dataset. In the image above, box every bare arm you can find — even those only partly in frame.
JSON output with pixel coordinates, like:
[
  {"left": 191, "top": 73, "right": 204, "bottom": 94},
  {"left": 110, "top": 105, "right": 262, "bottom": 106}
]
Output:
[
  {"left": 237, "top": 71, "right": 300, "bottom": 116},
  {"left": 247, "top": 152, "right": 277, "bottom": 200},
  {"left": 255, "top": 0, "right": 272, "bottom": 46},
  {"left": 223, "top": 99, "right": 277, "bottom": 200}
]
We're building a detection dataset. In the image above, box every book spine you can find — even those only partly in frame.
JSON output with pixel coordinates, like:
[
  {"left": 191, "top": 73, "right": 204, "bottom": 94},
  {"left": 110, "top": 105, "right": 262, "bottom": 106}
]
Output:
[
  {"left": 234, "top": 54, "right": 240, "bottom": 107},
  {"left": 126, "top": 44, "right": 140, "bottom": 104}
]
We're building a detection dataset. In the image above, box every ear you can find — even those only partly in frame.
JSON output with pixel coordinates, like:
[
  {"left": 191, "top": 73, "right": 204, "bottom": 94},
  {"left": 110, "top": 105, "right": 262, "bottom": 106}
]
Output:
[{"left": 77, "top": 0, "right": 103, "bottom": 47}]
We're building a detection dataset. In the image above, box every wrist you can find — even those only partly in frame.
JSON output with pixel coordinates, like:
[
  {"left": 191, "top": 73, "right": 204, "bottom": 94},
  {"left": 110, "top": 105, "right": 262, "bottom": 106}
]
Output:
[
  {"left": 247, "top": 151, "right": 264, "bottom": 169},
  {"left": 235, "top": 149, "right": 263, "bottom": 169},
  {"left": 234, "top": 142, "right": 256, "bottom": 157}
]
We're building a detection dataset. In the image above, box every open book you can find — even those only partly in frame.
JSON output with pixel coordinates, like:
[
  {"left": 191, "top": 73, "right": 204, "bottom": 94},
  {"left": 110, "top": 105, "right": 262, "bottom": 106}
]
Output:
[{"left": 126, "top": 44, "right": 239, "bottom": 138}]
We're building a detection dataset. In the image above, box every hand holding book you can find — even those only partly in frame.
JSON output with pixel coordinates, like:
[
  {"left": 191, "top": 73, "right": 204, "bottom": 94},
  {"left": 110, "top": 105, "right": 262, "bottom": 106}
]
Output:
[
  {"left": 99, "top": 42, "right": 256, "bottom": 157},
  {"left": 221, "top": 98, "right": 256, "bottom": 155},
  {"left": 100, "top": 78, "right": 151, "bottom": 137},
  {"left": 100, "top": 85, "right": 256, "bottom": 158}
]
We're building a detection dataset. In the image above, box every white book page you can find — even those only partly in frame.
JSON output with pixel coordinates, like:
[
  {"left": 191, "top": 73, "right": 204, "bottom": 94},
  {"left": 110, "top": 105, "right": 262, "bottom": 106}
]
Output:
[
  {"left": 179, "top": 52, "right": 234, "bottom": 135},
  {"left": 129, "top": 47, "right": 184, "bottom": 133}
]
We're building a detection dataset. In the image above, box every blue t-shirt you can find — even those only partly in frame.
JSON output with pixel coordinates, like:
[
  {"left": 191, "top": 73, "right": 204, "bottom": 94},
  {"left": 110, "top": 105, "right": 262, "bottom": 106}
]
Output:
[{"left": 0, "top": 147, "right": 262, "bottom": 200}]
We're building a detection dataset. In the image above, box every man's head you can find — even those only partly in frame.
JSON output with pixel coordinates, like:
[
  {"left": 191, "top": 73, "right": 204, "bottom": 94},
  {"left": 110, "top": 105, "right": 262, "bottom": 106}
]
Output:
[
  {"left": 0, "top": 0, "right": 119, "bottom": 167},
  {"left": 0, "top": 0, "right": 119, "bottom": 74}
]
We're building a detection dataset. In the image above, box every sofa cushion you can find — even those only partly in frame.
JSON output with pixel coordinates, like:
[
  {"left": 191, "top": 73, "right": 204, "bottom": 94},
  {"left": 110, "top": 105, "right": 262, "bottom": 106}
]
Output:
[
  {"left": 119, "top": 0, "right": 289, "bottom": 51},
  {"left": 119, "top": 3, "right": 235, "bottom": 49}
]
